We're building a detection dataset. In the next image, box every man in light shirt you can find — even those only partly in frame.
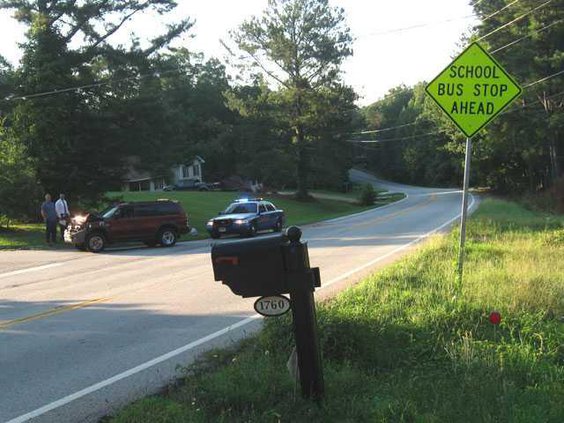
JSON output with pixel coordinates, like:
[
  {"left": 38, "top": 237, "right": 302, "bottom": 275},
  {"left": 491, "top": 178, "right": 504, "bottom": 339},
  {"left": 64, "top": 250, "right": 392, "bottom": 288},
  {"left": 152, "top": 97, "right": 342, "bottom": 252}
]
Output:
[{"left": 55, "top": 193, "right": 70, "bottom": 241}]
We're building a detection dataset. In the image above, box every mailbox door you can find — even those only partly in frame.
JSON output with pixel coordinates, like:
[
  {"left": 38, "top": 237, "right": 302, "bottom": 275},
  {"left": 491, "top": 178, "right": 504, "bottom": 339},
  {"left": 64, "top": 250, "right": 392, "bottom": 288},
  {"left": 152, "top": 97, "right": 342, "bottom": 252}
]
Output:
[{"left": 212, "top": 235, "right": 287, "bottom": 297}]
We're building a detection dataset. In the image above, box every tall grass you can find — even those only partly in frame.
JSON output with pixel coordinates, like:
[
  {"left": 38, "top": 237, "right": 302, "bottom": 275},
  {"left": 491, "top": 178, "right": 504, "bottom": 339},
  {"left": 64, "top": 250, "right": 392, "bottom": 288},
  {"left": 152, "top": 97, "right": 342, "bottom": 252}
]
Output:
[{"left": 111, "top": 198, "right": 564, "bottom": 423}]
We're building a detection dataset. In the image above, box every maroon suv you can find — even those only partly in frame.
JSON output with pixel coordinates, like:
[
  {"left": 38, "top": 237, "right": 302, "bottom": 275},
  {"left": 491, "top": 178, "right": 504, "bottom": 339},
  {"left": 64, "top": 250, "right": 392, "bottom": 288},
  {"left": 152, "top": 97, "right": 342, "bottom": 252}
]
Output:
[{"left": 64, "top": 200, "right": 190, "bottom": 252}]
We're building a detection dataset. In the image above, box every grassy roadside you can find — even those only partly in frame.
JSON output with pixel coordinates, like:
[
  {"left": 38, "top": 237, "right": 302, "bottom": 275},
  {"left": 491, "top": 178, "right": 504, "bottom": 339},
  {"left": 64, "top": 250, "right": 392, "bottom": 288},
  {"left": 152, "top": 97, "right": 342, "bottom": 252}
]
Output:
[
  {"left": 0, "top": 191, "right": 402, "bottom": 249},
  {"left": 110, "top": 199, "right": 564, "bottom": 422}
]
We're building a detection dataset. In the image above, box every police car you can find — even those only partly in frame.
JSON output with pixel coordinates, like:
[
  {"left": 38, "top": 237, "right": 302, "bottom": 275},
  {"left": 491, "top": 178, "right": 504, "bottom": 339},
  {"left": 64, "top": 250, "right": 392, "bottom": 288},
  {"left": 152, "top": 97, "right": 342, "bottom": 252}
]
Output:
[{"left": 206, "top": 198, "right": 285, "bottom": 239}]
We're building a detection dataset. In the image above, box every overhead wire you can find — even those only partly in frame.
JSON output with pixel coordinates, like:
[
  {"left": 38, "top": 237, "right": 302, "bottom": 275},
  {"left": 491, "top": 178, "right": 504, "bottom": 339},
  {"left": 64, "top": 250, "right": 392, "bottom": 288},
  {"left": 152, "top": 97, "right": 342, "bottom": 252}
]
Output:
[
  {"left": 475, "top": 0, "right": 554, "bottom": 42},
  {"left": 348, "top": 85, "right": 564, "bottom": 145},
  {"left": 351, "top": 122, "right": 418, "bottom": 135},
  {"left": 490, "top": 18, "right": 564, "bottom": 53},
  {"left": 1, "top": 0, "right": 524, "bottom": 103},
  {"left": 350, "top": 8, "right": 564, "bottom": 139},
  {"left": 0, "top": 0, "right": 558, "bottom": 107},
  {"left": 2, "top": 67, "right": 186, "bottom": 102},
  {"left": 363, "top": 0, "right": 520, "bottom": 38},
  {"left": 352, "top": 98, "right": 564, "bottom": 151},
  {"left": 359, "top": 0, "right": 555, "bottom": 106},
  {"left": 523, "top": 69, "right": 564, "bottom": 88}
]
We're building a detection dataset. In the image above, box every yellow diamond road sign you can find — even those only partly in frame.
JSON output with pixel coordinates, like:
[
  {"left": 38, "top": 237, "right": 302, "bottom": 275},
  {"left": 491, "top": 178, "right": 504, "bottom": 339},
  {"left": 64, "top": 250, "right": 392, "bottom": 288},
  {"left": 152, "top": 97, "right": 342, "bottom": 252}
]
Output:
[{"left": 426, "top": 42, "right": 522, "bottom": 138}]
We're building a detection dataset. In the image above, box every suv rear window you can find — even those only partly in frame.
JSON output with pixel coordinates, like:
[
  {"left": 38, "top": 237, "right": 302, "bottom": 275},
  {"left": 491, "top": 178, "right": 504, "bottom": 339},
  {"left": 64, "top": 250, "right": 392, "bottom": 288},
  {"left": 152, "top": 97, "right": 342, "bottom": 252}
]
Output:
[
  {"left": 134, "top": 202, "right": 180, "bottom": 217},
  {"left": 154, "top": 202, "right": 181, "bottom": 216}
]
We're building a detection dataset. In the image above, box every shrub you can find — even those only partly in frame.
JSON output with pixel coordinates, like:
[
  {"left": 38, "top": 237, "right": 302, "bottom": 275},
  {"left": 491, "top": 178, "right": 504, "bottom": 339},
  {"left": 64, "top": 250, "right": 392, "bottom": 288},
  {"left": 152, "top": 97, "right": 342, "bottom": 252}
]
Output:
[{"left": 358, "top": 183, "right": 377, "bottom": 206}]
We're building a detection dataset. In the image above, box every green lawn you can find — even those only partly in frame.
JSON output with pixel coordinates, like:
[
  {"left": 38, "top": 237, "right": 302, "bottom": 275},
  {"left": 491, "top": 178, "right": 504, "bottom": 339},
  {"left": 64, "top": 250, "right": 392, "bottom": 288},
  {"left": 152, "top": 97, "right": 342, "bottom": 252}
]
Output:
[
  {"left": 0, "top": 223, "right": 54, "bottom": 249},
  {"left": 0, "top": 191, "right": 398, "bottom": 249},
  {"left": 110, "top": 191, "right": 388, "bottom": 237},
  {"left": 109, "top": 198, "right": 564, "bottom": 422}
]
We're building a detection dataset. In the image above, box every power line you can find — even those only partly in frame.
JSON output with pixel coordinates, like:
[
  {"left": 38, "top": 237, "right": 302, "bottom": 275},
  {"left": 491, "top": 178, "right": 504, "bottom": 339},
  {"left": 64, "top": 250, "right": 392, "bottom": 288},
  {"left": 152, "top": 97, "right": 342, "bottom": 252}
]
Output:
[
  {"left": 2, "top": 67, "right": 185, "bottom": 102},
  {"left": 475, "top": 0, "right": 554, "bottom": 42},
  {"left": 523, "top": 69, "right": 564, "bottom": 88},
  {"left": 362, "top": 0, "right": 519, "bottom": 38},
  {"left": 364, "top": 15, "right": 474, "bottom": 37},
  {"left": 361, "top": 3, "right": 556, "bottom": 106},
  {"left": 349, "top": 86, "right": 564, "bottom": 144},
  {"left": 347, "top": 131, "right": 440, "bottom": 144},
  {"left": 353, "top": 30, "right": 564, "bottom": 136},
  {"left": 351, "top": 122, "right": 418, "bottom": 135},
  {"left": 0, "top": 1, "right": 555, "bottom": 105},
  {"left": 477, "top": 0, "right": 522, "bottom": 23},
  {"left": 349, "top": 98, "right": 552, "bottom": 147},
  {"left": 490, "top": 18, "right": 564, "bottom": 53}
]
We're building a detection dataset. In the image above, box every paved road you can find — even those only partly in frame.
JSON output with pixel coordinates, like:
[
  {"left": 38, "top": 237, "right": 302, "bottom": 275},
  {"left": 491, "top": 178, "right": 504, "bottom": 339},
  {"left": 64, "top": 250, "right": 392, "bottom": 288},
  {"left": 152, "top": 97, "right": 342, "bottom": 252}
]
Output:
[{"left": 0, "top": 171, "right": 476, "bottom": 423}]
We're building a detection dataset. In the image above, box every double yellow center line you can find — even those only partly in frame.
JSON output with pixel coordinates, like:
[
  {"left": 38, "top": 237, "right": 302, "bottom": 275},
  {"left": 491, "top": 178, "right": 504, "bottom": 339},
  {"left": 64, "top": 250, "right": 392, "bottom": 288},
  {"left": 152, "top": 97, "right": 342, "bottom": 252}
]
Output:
[{"left": 0, "top": 297, "right": 110, "bottom": 330}]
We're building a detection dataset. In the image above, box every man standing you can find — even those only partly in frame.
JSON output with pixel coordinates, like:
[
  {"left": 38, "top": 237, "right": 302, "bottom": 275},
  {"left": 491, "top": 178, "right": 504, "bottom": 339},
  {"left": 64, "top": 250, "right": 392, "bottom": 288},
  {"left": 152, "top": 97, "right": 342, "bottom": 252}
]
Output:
[
  {"left": 41, "top": 194, "right": 57, "bottom": 245},
  {"left": 55, "top": 193, "right": 70, "bottom": 241}
]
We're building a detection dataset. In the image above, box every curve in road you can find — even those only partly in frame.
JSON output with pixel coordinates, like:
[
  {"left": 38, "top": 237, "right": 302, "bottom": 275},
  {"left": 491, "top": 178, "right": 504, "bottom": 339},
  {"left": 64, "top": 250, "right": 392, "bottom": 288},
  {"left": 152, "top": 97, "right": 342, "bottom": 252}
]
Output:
[{"left": 0, "top": 170, "right": 476, "bottom": 423}]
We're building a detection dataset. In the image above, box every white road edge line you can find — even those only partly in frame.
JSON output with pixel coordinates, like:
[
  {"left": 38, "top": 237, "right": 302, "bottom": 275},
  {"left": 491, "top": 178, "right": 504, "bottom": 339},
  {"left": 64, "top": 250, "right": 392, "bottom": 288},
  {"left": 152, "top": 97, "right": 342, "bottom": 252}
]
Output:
[
  {"left": 7, "top": 194, "right": 476, "bottom": 423},
  {"left": 0, "top": 263, "right": 64, "bottom": 280},
  {"left": 321, "top": 194, "right": 476, "bottom": 289}
]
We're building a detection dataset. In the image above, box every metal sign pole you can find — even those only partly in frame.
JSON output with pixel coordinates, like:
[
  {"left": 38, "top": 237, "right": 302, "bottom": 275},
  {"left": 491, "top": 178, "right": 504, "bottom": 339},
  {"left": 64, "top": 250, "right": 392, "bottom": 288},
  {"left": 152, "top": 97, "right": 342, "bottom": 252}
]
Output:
[{"left": 457, "top": 137, "right": 472, "bottom": 285}]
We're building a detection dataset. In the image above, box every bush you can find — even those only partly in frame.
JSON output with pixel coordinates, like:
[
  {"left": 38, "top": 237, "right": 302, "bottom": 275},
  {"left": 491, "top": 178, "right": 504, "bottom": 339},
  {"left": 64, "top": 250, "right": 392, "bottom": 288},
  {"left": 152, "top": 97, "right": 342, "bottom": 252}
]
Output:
[
  {"left": 358, "top": 183, "right": 377, "bottom": 206},
  {"left": 521, "top": 176, "right": 564, "bottom": 214},
  {"left": 0, "top": 137, "right": 43, "bottom": 224}
]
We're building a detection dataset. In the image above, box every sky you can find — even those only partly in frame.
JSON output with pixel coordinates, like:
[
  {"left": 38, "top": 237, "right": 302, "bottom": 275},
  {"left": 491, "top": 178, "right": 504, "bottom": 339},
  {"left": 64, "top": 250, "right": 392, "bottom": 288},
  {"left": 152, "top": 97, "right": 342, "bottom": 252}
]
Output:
[{"left": 0, "top": 0, "right": 479, "bottom": 106}]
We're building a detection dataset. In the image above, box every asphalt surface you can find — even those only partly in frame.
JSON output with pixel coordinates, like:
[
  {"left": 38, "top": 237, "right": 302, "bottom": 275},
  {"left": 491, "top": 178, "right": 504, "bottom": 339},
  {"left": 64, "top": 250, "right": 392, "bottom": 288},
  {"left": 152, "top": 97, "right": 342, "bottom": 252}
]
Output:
[{"left": 0, "top": 170, "right": 477, "bottom": 423}]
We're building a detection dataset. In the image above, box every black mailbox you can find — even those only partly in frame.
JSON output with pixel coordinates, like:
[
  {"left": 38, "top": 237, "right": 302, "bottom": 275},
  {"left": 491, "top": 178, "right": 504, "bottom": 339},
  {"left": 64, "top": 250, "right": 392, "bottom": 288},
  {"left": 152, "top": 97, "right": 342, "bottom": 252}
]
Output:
[
  {"left": 211, "top": 226, "right": 324, "bottom": 399},
  {"left": 211, "top": 231, "right": 320, "bottom": 298}
]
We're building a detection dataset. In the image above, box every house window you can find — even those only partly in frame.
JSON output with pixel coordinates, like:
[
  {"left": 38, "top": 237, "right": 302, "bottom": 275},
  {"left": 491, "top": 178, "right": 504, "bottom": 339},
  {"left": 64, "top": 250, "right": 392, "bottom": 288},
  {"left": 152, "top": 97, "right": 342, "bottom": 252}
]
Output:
[
  {"left": 194, "top": 164, "right": 201, "bottom": 177},
  {"left": 182, "top": 165, "right": 190, "bottom": 179}
]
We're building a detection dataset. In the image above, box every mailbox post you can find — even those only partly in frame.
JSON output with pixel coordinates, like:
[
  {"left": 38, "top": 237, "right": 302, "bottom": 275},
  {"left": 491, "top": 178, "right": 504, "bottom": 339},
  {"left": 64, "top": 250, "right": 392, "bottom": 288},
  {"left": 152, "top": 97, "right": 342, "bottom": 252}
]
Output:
[
  {"left": 283, "top": 227, "right": 324, "bottom": 400},
  {"left": 211, "top": 226, "right": 324, "bottom": 400}
]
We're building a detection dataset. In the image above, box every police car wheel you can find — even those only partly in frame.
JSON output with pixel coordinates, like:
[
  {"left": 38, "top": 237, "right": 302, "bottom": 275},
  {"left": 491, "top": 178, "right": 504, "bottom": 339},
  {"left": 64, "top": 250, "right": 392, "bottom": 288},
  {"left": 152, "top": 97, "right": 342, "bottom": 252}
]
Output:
[
  {"left": 248, "top": 223, "right": 257, "bottom": 237},
  {"left": 86, "top": 233, "right": 105, "bottom": 253},
  {"left": 158, "top": 228, "right": 177, "bottom": 247},
  {"left": 274, "top": 220, "right": 282, "bottom": 232}
]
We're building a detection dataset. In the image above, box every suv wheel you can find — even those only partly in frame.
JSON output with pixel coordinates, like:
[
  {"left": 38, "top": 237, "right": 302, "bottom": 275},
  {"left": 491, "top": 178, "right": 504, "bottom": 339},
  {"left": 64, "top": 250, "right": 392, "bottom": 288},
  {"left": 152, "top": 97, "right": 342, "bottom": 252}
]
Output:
[
  {"left": 86, "top": 233, "right": 105, "bottom": 253},
  {"left": 158, "top": 228, "right": 177, "bottom": 247}
]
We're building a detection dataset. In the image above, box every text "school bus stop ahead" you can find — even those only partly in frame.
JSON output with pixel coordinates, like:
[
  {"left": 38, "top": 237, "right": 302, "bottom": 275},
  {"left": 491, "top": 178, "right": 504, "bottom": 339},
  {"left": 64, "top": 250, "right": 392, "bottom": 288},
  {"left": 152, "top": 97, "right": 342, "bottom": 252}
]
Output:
[{"left": 425, "top": 42, "right": 522, "bottom": 138}]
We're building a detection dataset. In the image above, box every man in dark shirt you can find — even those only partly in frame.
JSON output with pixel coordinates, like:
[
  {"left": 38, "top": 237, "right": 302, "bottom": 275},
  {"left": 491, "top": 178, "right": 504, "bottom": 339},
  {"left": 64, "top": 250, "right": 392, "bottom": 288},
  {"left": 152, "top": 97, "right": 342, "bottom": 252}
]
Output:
[{"left": 40, "top": 193, "right": 57, "bottom": 245}]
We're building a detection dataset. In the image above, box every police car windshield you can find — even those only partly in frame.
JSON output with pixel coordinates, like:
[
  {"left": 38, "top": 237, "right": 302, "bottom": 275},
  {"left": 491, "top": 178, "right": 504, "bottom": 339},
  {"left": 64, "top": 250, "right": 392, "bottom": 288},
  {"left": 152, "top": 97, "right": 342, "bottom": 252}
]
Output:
[{"left": 224, "top": 202, "right": 258, "bottom": 214}]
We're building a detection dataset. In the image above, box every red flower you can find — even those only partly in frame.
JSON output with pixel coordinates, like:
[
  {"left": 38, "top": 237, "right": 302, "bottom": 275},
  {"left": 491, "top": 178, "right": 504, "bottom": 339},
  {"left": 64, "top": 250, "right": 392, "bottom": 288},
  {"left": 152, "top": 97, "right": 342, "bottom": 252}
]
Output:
[{"left": 489, "top": 311, "right": 501, "bottom": 325}]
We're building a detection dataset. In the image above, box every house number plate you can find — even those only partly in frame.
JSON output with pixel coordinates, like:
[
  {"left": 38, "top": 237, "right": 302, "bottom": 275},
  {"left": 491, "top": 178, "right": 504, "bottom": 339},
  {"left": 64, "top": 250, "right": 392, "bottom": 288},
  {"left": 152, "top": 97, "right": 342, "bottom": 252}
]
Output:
[{"left": 254, "top": 295, "right": 291, "bottom": 317}]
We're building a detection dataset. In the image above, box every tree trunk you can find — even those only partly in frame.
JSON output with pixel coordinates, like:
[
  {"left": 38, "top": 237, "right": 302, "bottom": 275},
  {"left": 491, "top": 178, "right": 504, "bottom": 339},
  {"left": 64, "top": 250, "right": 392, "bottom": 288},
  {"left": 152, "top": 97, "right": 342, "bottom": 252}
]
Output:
[
  {"left": 295, "top": 124, "right": 309, "bottom": 200},
  {"left": 541, "top": 92, "right": 561, "bottom": 185},
  {"left": 549, "top": 134, "right": 560, "bottom": 183}
]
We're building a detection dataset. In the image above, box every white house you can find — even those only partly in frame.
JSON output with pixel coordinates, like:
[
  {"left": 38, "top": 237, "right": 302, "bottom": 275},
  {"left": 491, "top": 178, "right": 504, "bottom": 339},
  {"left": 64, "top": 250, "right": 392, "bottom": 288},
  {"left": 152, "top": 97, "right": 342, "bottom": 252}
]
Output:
[{"left": 122, "top": 156, "right": 205, "bottom": 192}]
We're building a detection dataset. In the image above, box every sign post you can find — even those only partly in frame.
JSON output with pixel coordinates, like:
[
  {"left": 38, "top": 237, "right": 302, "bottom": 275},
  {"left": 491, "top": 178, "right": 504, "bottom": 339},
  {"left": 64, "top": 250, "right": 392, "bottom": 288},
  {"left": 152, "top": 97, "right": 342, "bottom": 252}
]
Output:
[
  {"left": 457, "top": 137, "right": 472, "bottom": 282},
  {"left": 426, "top": 42, "right": 522, "bottom": 285}
]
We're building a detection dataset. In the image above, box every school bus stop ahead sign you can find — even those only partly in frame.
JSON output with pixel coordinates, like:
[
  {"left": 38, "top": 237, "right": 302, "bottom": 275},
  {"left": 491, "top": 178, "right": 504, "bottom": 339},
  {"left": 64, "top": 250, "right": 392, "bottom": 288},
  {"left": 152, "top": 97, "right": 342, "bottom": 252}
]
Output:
[{"left": 426, "top": 42, "right": 522, "bottom": 138}]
